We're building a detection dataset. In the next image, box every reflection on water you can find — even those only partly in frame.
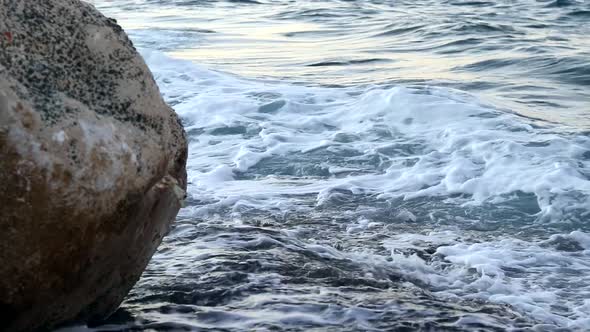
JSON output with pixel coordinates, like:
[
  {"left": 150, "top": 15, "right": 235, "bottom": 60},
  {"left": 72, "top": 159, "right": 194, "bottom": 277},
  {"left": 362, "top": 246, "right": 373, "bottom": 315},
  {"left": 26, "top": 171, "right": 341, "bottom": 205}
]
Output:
[{"left": 93, "top": 0, "right": 590, "bottom": 129}]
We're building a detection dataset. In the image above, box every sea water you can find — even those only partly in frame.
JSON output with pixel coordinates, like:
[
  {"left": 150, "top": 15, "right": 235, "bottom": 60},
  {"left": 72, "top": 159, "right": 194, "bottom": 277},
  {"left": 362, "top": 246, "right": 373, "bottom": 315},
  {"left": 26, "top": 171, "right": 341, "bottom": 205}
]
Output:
[{"left": 79, "top": 1, "right": 590, "bottom": 330}]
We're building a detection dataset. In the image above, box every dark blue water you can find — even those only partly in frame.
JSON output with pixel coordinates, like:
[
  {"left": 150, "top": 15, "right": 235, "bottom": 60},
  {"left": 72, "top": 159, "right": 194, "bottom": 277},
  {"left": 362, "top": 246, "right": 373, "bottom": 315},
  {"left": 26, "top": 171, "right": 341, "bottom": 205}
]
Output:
[{"left": 69, "top": 1, "right": 590, "bottom": 330}]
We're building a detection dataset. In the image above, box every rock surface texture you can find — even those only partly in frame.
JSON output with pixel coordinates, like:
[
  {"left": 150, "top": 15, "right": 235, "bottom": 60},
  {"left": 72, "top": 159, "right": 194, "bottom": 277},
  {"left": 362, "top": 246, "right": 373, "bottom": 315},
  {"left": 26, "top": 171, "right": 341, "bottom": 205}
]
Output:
[{"left": 0, "top": 1, "right": 188, "bottom": 331}]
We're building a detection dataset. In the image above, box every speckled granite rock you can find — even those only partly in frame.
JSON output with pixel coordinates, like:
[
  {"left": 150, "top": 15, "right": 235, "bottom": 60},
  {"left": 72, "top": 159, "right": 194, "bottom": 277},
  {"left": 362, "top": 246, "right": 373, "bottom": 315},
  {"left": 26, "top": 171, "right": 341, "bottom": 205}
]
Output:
[{"left": 0, "top": 1, "right": 187, "bottom": 331}]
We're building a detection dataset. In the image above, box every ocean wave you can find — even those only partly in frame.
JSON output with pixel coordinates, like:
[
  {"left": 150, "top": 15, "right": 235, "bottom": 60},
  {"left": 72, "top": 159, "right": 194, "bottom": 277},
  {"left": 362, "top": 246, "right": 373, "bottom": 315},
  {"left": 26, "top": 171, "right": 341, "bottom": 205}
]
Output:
[{"left": 143, "top": 49, "right": 590, "bottom": 225}]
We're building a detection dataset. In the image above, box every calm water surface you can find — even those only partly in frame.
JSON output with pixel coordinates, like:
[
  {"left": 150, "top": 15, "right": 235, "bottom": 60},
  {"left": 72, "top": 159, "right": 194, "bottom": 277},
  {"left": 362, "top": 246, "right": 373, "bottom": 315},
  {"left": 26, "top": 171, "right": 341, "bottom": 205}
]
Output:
[{"left": 73, "top": 0, "right": 590, "bottom": 331}]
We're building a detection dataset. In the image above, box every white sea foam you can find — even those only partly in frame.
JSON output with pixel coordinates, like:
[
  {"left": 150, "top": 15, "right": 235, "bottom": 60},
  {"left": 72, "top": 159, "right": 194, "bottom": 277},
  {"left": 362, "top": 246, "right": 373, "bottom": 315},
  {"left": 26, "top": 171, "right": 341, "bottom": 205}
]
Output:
[
  {"left": 382, "top": 230, "right": 590, "bottom": 329},
  {"left": 143, "top": 49, "right": 590, "bottom": 223},
  {"left": 140, "top": 49, "right": 590, "bottom": 328}
]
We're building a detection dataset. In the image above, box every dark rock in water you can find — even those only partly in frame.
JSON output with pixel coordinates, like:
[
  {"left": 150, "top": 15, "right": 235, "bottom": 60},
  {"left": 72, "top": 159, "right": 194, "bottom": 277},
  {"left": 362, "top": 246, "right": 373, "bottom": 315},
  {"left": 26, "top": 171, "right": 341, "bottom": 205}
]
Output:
[{"left": 0, "top": 0, "right": 188, "bottom": 331}]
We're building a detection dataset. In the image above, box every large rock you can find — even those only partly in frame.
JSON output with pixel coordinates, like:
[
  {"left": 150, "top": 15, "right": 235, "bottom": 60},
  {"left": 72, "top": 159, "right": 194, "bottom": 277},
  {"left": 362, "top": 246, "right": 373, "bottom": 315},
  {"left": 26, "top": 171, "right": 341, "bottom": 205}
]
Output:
[{"left": 0, "top": 0, "right": 188, "bottom": 330}]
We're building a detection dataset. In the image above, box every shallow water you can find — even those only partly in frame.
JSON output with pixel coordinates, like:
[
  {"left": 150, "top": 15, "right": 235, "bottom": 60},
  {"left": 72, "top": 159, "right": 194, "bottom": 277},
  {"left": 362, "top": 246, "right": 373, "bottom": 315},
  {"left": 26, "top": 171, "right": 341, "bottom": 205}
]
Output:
[{"left": 77, "top": 0, "right": 590, "bottom": 330}]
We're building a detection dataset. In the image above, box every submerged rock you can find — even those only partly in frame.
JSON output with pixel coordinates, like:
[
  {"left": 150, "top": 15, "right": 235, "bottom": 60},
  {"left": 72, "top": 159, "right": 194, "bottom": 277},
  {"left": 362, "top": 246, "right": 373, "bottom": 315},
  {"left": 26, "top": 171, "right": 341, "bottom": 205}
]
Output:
[{"left": 0, "top": 0, "right": 187, "bottom": 330}]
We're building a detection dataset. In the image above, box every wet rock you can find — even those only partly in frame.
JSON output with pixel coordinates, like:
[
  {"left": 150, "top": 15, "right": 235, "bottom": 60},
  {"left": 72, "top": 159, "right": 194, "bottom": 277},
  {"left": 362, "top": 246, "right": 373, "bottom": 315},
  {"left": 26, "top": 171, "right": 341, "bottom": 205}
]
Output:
[{"left": 0, "top": 0, "right": 187, "bottom": 331}]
